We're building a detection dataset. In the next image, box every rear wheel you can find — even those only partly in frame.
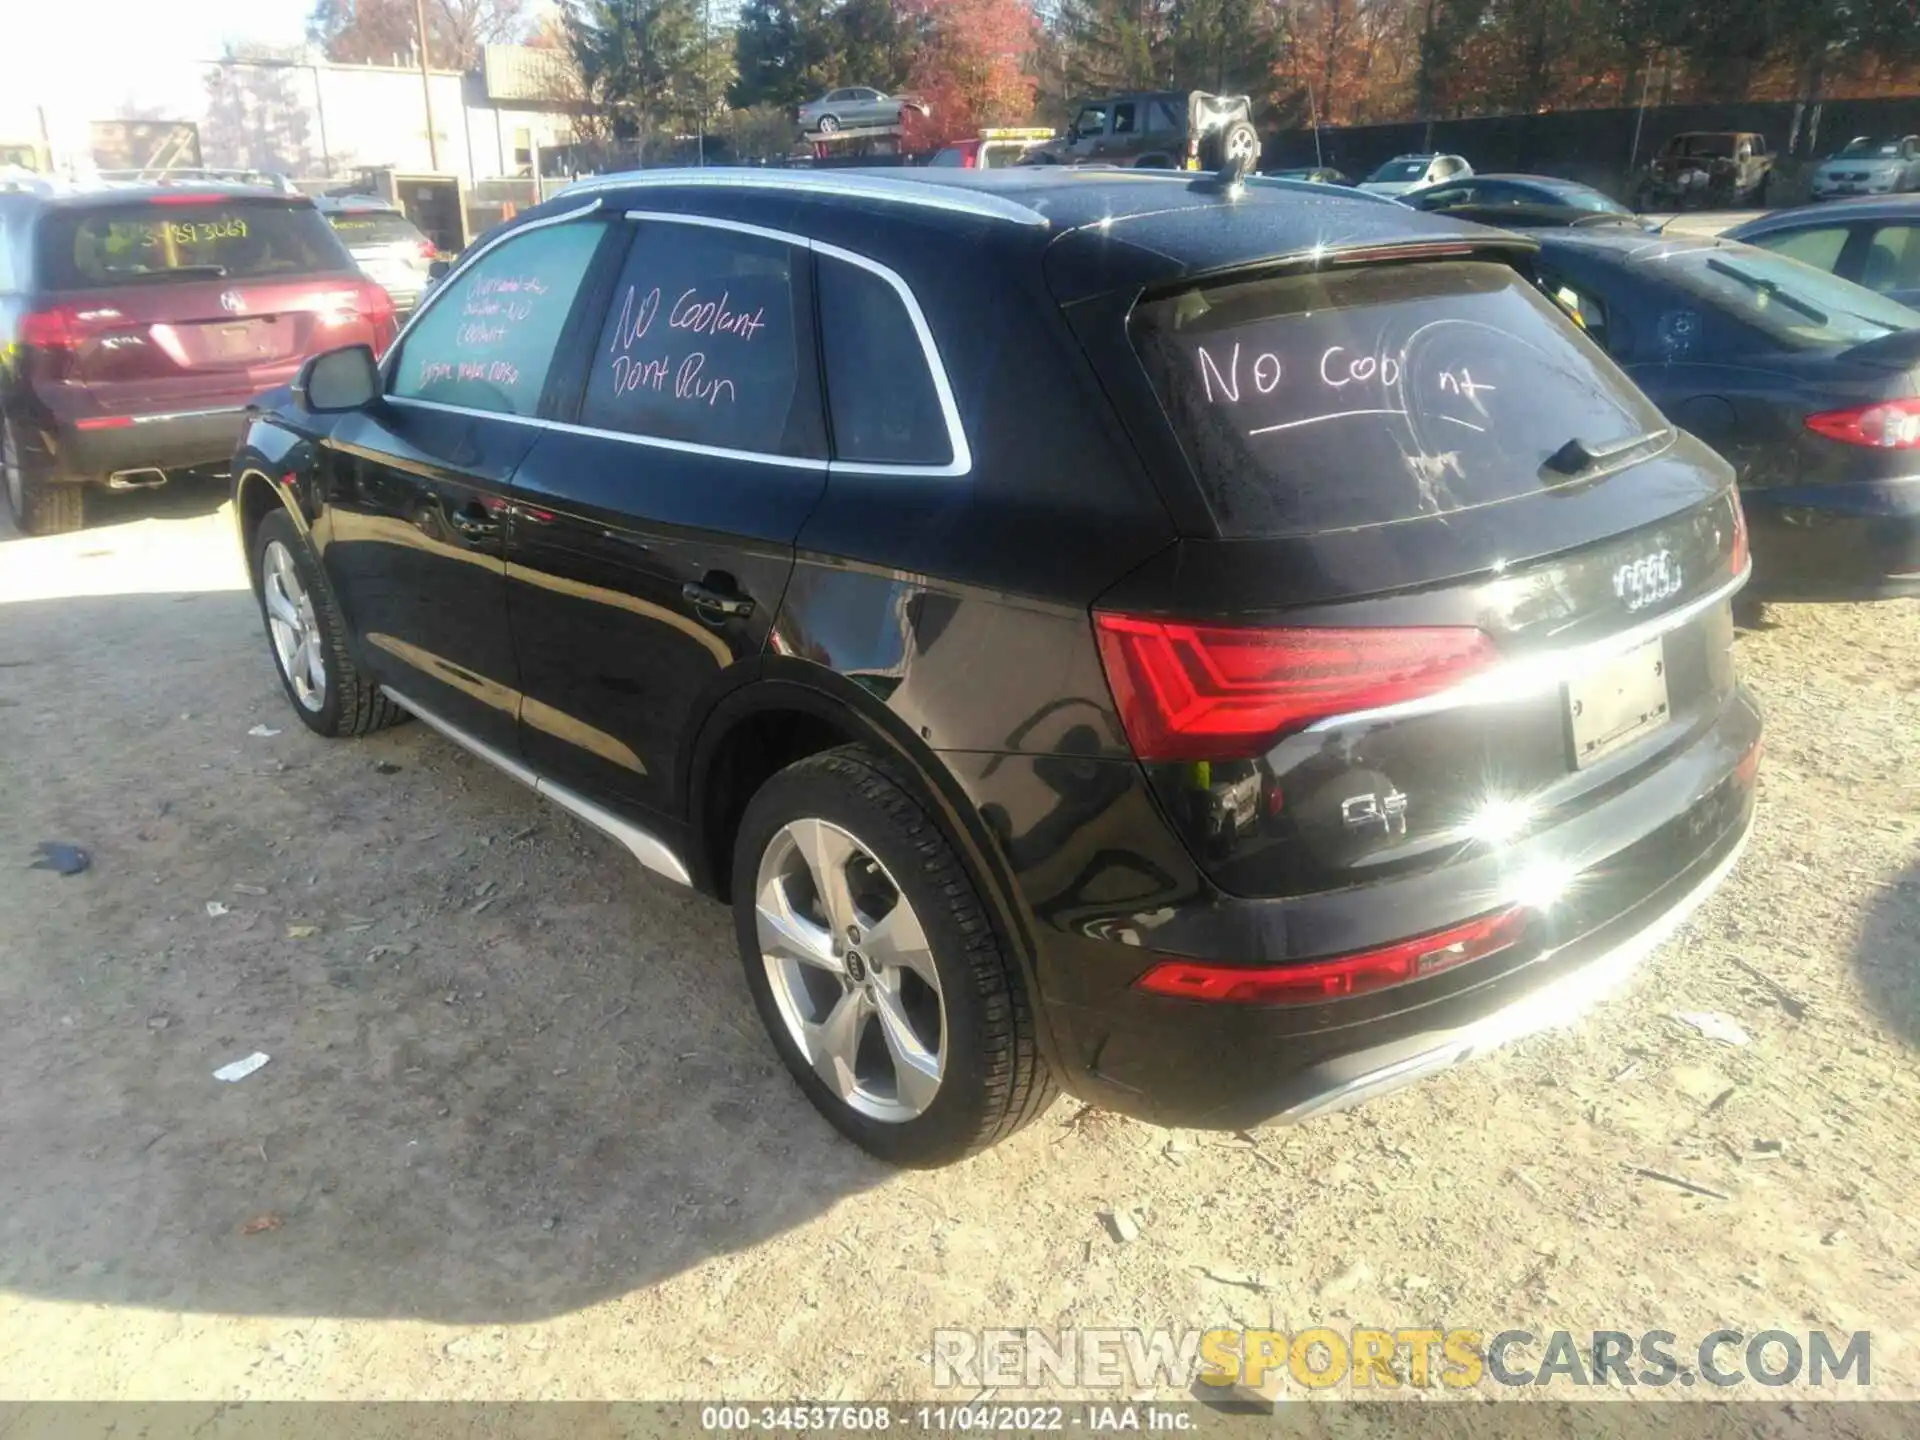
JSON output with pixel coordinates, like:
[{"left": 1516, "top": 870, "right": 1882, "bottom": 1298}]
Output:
[
  {"left": 732, "top": 745, "right": 1055, "bottom": 1166},
  {"left": 251, "top": 507, "right": 404, "bottom": 738},
  {"left": 817, "top": 114, "right": 840, "bottom": 135},
  {"left": 3, "top": 420, "right": 86, "bottom": 536}
]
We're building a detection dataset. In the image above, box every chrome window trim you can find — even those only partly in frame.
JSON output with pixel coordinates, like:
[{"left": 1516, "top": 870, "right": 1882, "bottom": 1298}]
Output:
[
  {"left": 563, "top": 168, "right": 1049, "bottom": 228},
  {"left": 545, "top": 417, "right": 830, "bottom": 472},
  {"left": 1305, "top": 565, "right": 1751, "bottom": 734},
  {"left": 380, "top": 197, "right": 606, "bottom": 395}
]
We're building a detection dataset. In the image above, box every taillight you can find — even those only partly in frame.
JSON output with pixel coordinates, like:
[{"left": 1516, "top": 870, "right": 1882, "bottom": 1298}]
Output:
[
  {"left": 1729, "top": 492, "right": 1749, "bottom": 576},
  {"left": 1805, "top": 397, "right": 1920, "bottom": 448},
  {"left": 1136, "top": 906, "right": 1528, "bottom": 1005},
  {"left": 21, "top": 306, "right": 81, "bottom": 350},
  {"left": 1092, "top": 614, "right": 1498, "bottom": 763},
  {"left": 416, "top": 239, "right": 439, "bottom": 262},
  {"left": 319, "top": 282, "right": 397, "bottom": 354}
]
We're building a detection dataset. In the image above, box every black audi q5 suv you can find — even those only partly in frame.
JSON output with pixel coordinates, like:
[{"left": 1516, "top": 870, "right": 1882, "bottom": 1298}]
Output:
[{"left": 232, "top": 167, "right": 1761, "bottom": 1166}]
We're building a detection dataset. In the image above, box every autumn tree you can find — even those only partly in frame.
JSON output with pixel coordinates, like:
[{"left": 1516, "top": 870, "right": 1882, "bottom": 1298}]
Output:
[
  {"left": 905, "top": 0, "right": 1038, "bottom": 138},
  {"left": 308, "top": 0, "right": 533, "bottom": 68}
]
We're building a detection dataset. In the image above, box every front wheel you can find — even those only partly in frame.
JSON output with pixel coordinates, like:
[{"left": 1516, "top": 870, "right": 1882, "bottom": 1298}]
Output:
[
  {"left": 732, "top": 746, "right": 1056, "bottom": 1166},
  {"left": 251, "top": 507, "right": 405, "bottom": 738}
]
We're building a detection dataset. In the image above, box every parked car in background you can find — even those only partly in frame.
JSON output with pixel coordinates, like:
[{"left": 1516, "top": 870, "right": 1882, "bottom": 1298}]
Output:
[
  {"left": 925, "top": 129, "right": 1055, "bottom": 170},
  {"left": 1532, "top": 230, "right": 1920, "bottom": 602},
  {"left": 0, "top": 181, "right": 395, "bottom": 534},
  {"left": 1635, "top": 132, "right": 1773, "bottom": 209},
  {"left": 1265, "top": 166, "right": 1351, "bottom": 185},
  {"left": 1724, "top": 199, "right": 1920, "bottom": 308},
  {"left": 1404, "top": 174, "right": 1642, "bottom": 228},
  {"left": 1357, "top": 153, "right": 1472, "bottom": 196},
  {"left": 1029, "top": 91, "right": 1259, "bottom": 170},
  {"left": 1808, "top": 136, "right": 1920, "bottom": 200},
  {"left": 315, "top": 195, "right": 438, "bottom": 315},
  {"left": 232, "top": 167, "right": 1757, "bottom": 1166},
  {"left": 796, "top": 87, "right": 928, "bottom": 134}
]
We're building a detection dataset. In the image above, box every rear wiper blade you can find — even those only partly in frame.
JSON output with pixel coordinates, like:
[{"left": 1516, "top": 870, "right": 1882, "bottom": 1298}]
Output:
[
  {"left": 101, "top": 264, "right": 230, "bottom": 281},
  {"left": 1543, "top": 426, "right": 1672, "bottom": 477},
  {"left": 1704, "top": 257, "right": 1827, "bottom": 325}
]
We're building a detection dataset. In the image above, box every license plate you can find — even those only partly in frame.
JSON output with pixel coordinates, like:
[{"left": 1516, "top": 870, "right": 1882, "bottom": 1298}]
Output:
[
  {"left": 210, "top": 323, "right": 262, "bottom": 359},
  {"left": 1567, "top": 640, "right": 1670, "bottom": 769}
]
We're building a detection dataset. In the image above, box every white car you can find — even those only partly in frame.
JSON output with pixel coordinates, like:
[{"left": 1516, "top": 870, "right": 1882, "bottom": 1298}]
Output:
[
  {"left": 1358, "top": 153, "right": 1473, "bottom": 197},
  {"left": 1810, "top": 136, "right": 1920, "bottom": 201}
]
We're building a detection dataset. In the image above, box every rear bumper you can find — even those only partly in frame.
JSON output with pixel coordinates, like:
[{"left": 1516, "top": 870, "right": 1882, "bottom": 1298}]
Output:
[
  {"left": 51, "top": 406, "right": 251, "bottom": 482},
  {"left": 1019, "top": 684, "right": 1762, "bottom": 1129},
  {"left": 1743, "top": 480, "right": 1920, "bottom": 601}
]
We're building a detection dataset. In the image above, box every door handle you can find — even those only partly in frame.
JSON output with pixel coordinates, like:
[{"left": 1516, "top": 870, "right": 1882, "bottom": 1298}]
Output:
[
  {"left": 682, "top": 581, "right": 754, "bottom": 621},
  {"left": 450, "top": 502, "right": 502, "bottom": 541}
]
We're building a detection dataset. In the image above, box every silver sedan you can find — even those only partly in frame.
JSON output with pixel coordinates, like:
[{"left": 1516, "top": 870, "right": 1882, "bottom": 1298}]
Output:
[{"left": 796, "top": 88, "right": 926, "bottom": 134}]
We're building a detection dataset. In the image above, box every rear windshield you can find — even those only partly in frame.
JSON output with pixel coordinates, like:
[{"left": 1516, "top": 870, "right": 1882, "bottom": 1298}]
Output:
[
  {"left": 324, "top": 209, "right": 425, "bottom": 246},
  {"left": 36, "top": 198, "right": 351, "bottom": 289},
  {"left": 1655, "top": 241, "right": 1920, "bottom": 349},
  {"left": 1131, "top": 260, "right": 1664, "bottom": 537}
]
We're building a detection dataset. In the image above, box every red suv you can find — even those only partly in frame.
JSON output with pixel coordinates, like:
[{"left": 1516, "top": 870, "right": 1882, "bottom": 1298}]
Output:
[{"left": 1, "top": 183, "right": 395, "bottom": 534}]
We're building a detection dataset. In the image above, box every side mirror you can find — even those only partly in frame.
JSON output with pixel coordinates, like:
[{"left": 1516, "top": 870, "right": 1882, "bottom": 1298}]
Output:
[
  {"left": 294, "top": 344, "right": 380, "bottom": 414},
  {"left": 428, "top": 257, "right": 453, "bottom": 280}
]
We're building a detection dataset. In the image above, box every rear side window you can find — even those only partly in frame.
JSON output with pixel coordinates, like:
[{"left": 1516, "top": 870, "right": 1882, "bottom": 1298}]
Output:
[
  {"left": 818, "top": 256, "right": 950, "bottom": 467},
  {"left": 579, "top": 220, "right": 820, "bottom": 457},
  {"left": 1131, "top": 261, "right": 1664, "bottom": 537},
  {"left": 36, "top": 199, "right": 351, "bottom": 289},
  {"left": 390, "top": 220, "right": 604, "bottom": 417},
  {"left": 326, "top": 210, "right": 427, "bottom": 247}
]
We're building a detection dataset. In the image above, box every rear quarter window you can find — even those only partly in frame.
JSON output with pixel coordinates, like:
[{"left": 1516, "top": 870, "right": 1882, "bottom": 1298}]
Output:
[
  {"left": 817, "top": 255, "right": 951, "bottom": 467},
  {"left": 36, "top": 199, "right": 352, "bottom": 289},
  {"left": 1130, "top": 260, "right": 1665, "bottom": 537}
]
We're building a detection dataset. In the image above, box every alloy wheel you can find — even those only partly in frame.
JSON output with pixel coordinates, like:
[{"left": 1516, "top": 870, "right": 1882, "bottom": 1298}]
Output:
[
  {"left": 754, "top": 817, "right": 946, "bottom": 1123},
  {"left": 261, "top": 539, "right": 328, "bottom": 712},
  {"left": 1227, "top": 127, "right": 1258, "bottom": 164}
]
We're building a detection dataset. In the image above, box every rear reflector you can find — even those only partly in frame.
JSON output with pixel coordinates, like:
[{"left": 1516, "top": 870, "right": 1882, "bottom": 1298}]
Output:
[
  {"left": 1135, "top": 906, "right": 1528, "bottom": 1006},
  {"left": 1093, "top": 614, "right": 1498, "bottom": 762},
  {"left": 76, "top": 416, "right": 134, "bottom": 430},
  {"left": 1805, "top": 397, "right": 1920, "bottom": 448},
  {"left": 1729, "top": 492, "right": 1750, "bottom": 576}
]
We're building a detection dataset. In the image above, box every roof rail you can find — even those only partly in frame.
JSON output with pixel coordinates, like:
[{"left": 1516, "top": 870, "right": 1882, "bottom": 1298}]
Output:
[
  {"left": 554, "top": 167, "right": 1050, "bottom": 228},
  {"left": 93, "top": 167, "right": 300, "bottom": 194}
]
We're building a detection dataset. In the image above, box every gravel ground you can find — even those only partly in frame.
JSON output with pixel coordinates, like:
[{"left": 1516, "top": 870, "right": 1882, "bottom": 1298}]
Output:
[{"left": 1, "top": 483, "right": 1916, "bottom": 1404}]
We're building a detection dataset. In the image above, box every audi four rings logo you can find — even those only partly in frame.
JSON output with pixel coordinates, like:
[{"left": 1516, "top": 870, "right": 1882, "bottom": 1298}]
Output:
[
  {"left": 1614, "top": 550, "right": 1682, "bottom": 612},
  {"left": 219, "top": 290, "right": 247, "bottom": 314}
]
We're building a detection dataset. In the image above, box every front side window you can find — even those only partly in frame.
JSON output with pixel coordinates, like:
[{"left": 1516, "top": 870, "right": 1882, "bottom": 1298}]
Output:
[
  {"left": 389, "top": 219, "right": 604, "bottom": 417},
  {"left": 817, "top": 255, "right": 951, "bottom": 467},
  {"left": 1075, "top": 106, "right": 1109, "bottom": 137},
  {"left": 579, "top": 220, "right": 820, "bottom": 458}
]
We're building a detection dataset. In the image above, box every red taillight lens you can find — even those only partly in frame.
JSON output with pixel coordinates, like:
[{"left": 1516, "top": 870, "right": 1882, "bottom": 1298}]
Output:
[
  {"left": 75, "top": 415, "right": 134, "bottom": 430},
  {"left": 416, "top": 238, "right": 439, "bottom": 261},
  {"left": 1734, "top": 735, "right": 1763, "bottom": 788},
  {"left": 1136, "top": 906, "right": 1528, "bottom": 1006},
  {"left": 1805, "top": 397, "right": 1920, "bottom": 449},
  {"left": 1092, "top": 614, "right": 1498, "bottom": 762},
  {"left": 1728, "top": 492, "right": 1749, "bottom": 576},
  {"left": 21, "top": 306, "right": 80, "bottom": 350}
]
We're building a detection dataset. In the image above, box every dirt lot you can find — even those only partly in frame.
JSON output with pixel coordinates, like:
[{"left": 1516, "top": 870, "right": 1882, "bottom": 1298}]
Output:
[{"left": 1, "top": 482, "right": 1916, "bottom": 1404}]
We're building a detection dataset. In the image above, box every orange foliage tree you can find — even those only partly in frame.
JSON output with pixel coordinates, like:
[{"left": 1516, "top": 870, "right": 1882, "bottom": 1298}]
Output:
[{"left": 905, "top": 0, "right": 1040, "bottom": 142}]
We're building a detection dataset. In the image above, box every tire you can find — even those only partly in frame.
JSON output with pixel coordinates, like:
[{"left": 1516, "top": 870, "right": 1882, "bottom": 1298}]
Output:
[
  {"left": 732, "top": 744, "right": 1056, "bottom": 1166},
  {"left": 1756, "top": 172, "right": 1772, "bottom": 205},
  {"left": 251, "top": 506, "right": 405, "bottom": 738},
  {"left": 817, "top": 115, "right": 840, "bottom": 135},
  {"left": 1201, "top": 120, "right": 1259, "bottom": 170},
  {"left": 3, "top": 419, "right": 86, "bottom": 536}
]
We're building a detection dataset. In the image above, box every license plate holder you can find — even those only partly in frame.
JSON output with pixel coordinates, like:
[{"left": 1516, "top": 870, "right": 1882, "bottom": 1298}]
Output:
[{"left": 1567, "top": 639, "right": 1670, "bottom": 769}]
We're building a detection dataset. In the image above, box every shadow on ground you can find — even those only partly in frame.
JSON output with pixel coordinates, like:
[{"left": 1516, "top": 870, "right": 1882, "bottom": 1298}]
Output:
[
  {"left": 0, "top": 586, "right": 887, "bottom": 1324},
  {"left": 1, "top": 474, "right": 231, "bottom": 545},
  {"left": 1852, "top": 856, "right": 1920, "bottom": 1051}
]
